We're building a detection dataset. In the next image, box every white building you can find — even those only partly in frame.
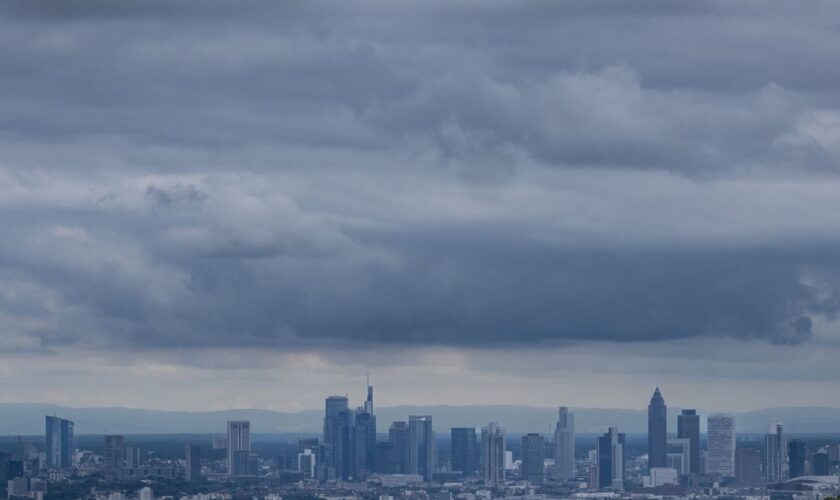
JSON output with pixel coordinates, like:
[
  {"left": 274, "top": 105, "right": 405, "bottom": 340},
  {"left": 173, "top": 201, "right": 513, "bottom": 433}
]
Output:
[{"left": 706, "top": 414, "right": 735, "bottom": 477}]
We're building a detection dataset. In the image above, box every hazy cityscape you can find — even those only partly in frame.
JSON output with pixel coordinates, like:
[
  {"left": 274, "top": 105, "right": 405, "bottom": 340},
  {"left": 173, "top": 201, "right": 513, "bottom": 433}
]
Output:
[
  {"left": 3, "top": 1, "right": 840, "bottom": 499},
  {"left": 1, "top": 385, "right": 840, "bottom": 499}
]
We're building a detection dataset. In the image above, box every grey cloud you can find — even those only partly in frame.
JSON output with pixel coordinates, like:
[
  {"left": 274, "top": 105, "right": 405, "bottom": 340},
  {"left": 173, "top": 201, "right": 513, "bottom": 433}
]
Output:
[
  {"left": 0, "top": 171, "right": 838, "bottom": 352},
  {"left": 1, "top": 2, "right": 839, "bottom": 175},
  {"left": 0, "top": 2, "right": 839, "bottom": 355}
]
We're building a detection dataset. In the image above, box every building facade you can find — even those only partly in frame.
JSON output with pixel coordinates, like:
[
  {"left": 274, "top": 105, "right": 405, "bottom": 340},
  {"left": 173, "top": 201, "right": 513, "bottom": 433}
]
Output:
[
  {"left": 227, "top": 420, "right": 251, "bottom": 477},
  {"left": 408, "top": 415, "right": 435, "bottom": 481},
  {"left": 521, "top": 433, "right": 545, "bottom": 485},
  {"left": 677, "top": 409, "right": 700, "bottom": 474},
  {"left": 553, "top": 407, "right": 575, "bottom": 481},
  {"left": 45, "top": 416, "right": 74, "bottom": 470},
  {"left": 764, "top": 420, "right": 786, "bottom": 482},
  {"left": 597, "top": 427, "right": 625, "bottom": 490},
  {"left": 481, "top": 422, "right": 506, "bottom": 486},
  {"left": 647, "top": 388, "right": 667, "bottom": 470},
  {"left": 706, "top": 414, "right": 735, "bottom": 477},
  {"left": 185, "top": 444, "right": 202, "bottom": 481},
  {"left": 451, "top": 427, "right": 478, "bottom": 477}
]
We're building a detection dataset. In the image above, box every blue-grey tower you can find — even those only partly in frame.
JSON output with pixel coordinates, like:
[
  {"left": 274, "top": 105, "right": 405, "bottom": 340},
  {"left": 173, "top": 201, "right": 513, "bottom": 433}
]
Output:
[{"left": 647, "top": 388, "right": 667, "bottom": 470}]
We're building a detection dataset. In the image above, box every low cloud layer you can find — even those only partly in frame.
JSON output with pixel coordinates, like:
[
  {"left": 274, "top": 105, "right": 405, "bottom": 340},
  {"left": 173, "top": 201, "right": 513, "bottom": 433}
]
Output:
[{"left": 2, "top": 1, "right": 840, "bottom": 362}]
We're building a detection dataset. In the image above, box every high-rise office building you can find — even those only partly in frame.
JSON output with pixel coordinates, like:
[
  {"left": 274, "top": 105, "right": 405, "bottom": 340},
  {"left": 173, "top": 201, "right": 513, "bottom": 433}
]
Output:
[
  {"left": 298, "top": 448, "right": 316, "bottom": 478},
  {"left": 104, "top": 435, "right": 125, "bottom": 470},
  {"left": 323, "top": 395, "right": 353, "bottom": 480},
  {"left": 706, "top": 414, "right": 735, "bottom": 477},
  {"left": 597, "top": 427, "right": 625, "bottom": 490},
  {"left": 764, "top": 420, "right": 785, "bottom": 482},
  {"left": 666, "top": 438, "right": 690, "bottom": 475},
  {"left": 0, "top": 452, "right": 21, "bottom": 484},
  {"left": 125, "top": 446, "right": 141, "bottom": 469},
  {"left": 788, "top": 439, "right": 806, "bottom": 479},
  {"left": 677, "top": 409, "right": 700, "bottom": 474},
  {"left": 353, "top": 410, "right": 376, "bottom": 480},
  {"left": 227, "top": 420, "right": 251, "bottom": 477},
  {"left": 351, "top": 380, "right": 376, "bottom": 480},
  {"left": 520, "top": 433, "right": 545, "bottom": 485},
  {"left": 647, "top": 388, "right": 667, "bottom": 470},
  {"left": 389, "top": 421, "right": 410, "bottom": 473},
  {"left": 45, "top": 416, "right": 74, "bottom": 470},
  {"left": 451, "top": 428, "right": 478, "bottom": 477},
  {"left": 553, "top": 407, "right": 575, "bottom": 481},
  {"left": 735, "top": 448, "right": 762, "bottom": 486},
  {"left": 408, "top": 415, "right": 435, "bottom": 481},
  {"left": 481, "top": 422, "right": 505, "bottom": 486},
  {"left": 813, "top": 451, "right": 830, "bottom": 476},
  {"left": 185, "top": 444, "right": 202, "bottom": 481}
]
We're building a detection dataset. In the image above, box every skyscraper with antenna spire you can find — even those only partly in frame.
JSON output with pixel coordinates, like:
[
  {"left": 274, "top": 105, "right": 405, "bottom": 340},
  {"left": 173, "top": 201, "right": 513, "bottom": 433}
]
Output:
[
  {"left": 365, "top": 372, "right": 373, "bottom": 415},
  {"left": 353, "top": 374, "right": 377, "bottom": 480}
]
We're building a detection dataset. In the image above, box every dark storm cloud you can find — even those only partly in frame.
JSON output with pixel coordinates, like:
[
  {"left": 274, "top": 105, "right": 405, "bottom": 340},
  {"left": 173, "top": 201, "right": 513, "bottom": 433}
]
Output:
[{"left": 0, "top": 1, "right": 840, "bottom": 352}]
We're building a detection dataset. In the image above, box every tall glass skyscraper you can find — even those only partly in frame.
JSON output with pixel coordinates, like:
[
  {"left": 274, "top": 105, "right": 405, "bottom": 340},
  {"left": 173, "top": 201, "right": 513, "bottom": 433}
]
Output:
[
  {"left": 45, "top": 416, "right": 74, "bottom": 470},
  {"left": 481, "top": 422, "right": 506, "bottom": 486},
  {"left": 408, "top": 415, "right": 434, "bottom": 481},
  {"left": 706, "top": 414, "right": 735, "bottom": 477},
  {"left": 521, "top": 433, "right": 545, "bottom": 485},
  {"left": 647, "top": 388, "right": 667, "bottom": 470},
  {"left": 104, "top": 434, "right": 125, "bottom": 470},
  {"left": 451, "top": 427, "right": 478, "bottom": 477},
  {"left": 323, "top": 395, "right": 352, "bottom": 480},
  {"left": 389, "top": 421, "right": 410, "bottom": 473},
  {"left": 788, "top": 439, "right": 806, "bottom": 479},
  {"left": 597, "top": 427, "right": 625, "bottom": 490},
  {"left": 764, "top": 420, "right": 786, "bottom": 482},
  {"left": 352, "top": 384, "right": 376, "bottom": 481},
  {"left": 677, "top": 409, "right": 700, "bottom": 474},
  {"left": 227, "top": 420, "right": 251, "bottom": 476},
  {"left": 553, "top": 407, "right": 575, "bottom": 481}
]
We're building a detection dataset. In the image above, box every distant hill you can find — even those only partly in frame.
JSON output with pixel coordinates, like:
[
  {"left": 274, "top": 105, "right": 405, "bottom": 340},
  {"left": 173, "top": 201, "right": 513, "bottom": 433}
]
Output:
[{"left": 0, "top": 403, "right": 838, "bottom": 435}]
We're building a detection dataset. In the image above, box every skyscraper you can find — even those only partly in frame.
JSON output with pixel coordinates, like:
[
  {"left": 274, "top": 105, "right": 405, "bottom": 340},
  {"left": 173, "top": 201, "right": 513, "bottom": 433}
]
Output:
[
  {"left": 408, "top": 415, "right": 434, "bottom": 481},
  {"left": 451, "top": 427, "right": 478, "bottom": 477},
  {"left": 553, "top": 407, "right": 575, "bottom": 481},
  {"left": 597, "top": 427, "right": 625, "bottom": 490},
  {"left": 389, "top": 421, "right": 410, "bottom": 473},
  {"left": 481, "top": 422, "right": 505, "bottom": 486},
  {"left": 735, "top": 448, "right": 762, "bottom": 486},
  {"left": 647, "top": 388, "right": 667, "bottom": 470},
  {"left": 227, "top": 420, "right": 251, "bottom": 477},
  {"left": 788, "top": 439, "right": 806, "bottom": 479},
  {"left": 125, "top": 446, "right": 141, "bottom": 468},
  {"left": 677, "top": 409, "right": 700, "bottom": 474},
  {"left": 45, "top": 416, "right": 74, "bottom": 470},
  {"left": 764, "top": 419, "right": 785, "bottom": 482},
  {"left": 185, "top": 444, "right": 202, "bottom": 481},
  {"left": 353, "top": 410, "right": 376, "bottom": 480},
  {"left": 520, "top": 433, "right": 545, "bottom": 485},
  {"left": 813, "top": 451, "right": 830, "bottom": 476},
  {"left": 706, "top": 414, "right": 735, "bottom": 477},
  {"left": 323, "top": 395, "right": 352, "bottom": 480},
  {"left": 104, "top": 435, "right": 125, "bottom": 470},
  {"left": 666, "top": 438, "right": 690, "bottom": 475}
]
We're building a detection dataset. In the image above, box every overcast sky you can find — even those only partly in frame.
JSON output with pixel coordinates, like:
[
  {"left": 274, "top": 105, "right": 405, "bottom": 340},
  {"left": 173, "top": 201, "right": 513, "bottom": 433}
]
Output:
[{"left": 2, "top": 0, "right": 840, "bottom": 412}]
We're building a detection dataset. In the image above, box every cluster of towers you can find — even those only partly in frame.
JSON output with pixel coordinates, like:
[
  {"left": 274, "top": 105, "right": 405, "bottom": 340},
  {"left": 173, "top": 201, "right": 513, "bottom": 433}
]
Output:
[{"left": 304, "top": 380, "right": 435, "bottom": 482}]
